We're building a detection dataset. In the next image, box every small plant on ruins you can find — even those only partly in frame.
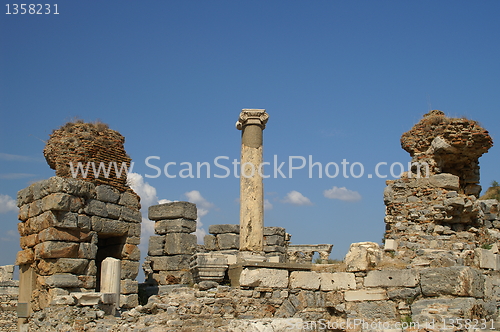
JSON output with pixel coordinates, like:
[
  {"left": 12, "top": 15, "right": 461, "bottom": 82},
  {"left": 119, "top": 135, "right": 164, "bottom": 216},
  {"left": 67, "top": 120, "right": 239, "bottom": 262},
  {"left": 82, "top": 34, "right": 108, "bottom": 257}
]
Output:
[
  {"left": 313, "top": 257, "right": 342, "bottom": 264},
  {"left": 480, "top": 180, "right": 500, "bottom": 201},
  {"left": 481, "top": 243, "right": 493, "bottom": 250}
]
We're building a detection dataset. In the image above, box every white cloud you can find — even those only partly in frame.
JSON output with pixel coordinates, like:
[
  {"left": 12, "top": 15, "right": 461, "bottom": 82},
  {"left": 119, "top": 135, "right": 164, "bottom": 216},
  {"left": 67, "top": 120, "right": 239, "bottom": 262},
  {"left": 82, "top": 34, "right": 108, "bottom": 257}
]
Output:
[
  {"left": 184, "top": 190, "right": 214, "bottom": 243},
  {"left": 0, "top": 194, "right": 17, "bottom": 213},
  {"left": 0, "top": 229, "right": 18, "bottom": 242},
  {"left": 323, "top": 186, "right": 362, "bottom": 202},
  {"left": 127, "top": 172, "right": 159, "bottom": 208},
  {"left": 264, "top": 199, "right": 273, "bottom": 210},
  {"left": 282, "top": 190, "right": 313, "bottom": 206}
]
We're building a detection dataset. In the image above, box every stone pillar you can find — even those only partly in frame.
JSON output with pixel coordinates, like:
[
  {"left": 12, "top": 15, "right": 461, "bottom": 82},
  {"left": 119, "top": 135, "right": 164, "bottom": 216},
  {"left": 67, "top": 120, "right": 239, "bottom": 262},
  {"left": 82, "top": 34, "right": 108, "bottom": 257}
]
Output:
[
  {"left": 100, "top": 257, "right": 121, "bottom": 309},
  {"left": 236, "top": 109, "right": 269, "bottom": 252}
]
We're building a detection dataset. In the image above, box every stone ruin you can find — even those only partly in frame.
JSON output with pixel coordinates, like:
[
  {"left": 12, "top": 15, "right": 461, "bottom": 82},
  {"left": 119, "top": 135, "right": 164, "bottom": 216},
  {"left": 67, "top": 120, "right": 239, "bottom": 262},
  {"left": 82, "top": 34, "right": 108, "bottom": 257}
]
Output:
[
  {"left": 14, "top": 121, "right": 142, "bottom": 329},
  {"left": 9, "top": 110, "right": 500, "bottom": 331}
]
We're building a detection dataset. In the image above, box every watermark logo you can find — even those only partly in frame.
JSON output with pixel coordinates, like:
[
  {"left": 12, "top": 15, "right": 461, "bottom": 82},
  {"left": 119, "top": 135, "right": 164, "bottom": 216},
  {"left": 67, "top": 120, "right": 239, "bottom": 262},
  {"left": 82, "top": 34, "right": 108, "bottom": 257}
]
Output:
[{"left": 68, "top": 155, "right": 429, "bottom": 180}]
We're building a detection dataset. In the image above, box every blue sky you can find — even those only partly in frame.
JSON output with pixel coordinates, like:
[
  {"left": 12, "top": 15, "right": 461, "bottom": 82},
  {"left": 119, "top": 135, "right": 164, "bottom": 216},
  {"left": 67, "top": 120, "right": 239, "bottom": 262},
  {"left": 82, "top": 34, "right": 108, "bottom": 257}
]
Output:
[{"left": 1, "top": 1, "right": 499, "bottom": 272}]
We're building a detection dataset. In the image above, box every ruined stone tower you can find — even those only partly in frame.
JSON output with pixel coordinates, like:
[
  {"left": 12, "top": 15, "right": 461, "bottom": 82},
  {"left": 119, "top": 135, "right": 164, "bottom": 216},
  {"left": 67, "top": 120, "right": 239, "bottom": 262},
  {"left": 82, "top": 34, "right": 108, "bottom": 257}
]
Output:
[
  {"left": 16, "top": 121, "right": 141, "bottom": 320},
  {"left": 384, "top": 110, "right": 494, "bottom": 259}
]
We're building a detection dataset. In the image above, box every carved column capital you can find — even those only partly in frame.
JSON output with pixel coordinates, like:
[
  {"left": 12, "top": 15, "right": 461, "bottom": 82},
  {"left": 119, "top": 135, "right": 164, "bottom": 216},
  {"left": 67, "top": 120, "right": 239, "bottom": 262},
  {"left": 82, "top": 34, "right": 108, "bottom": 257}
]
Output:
[{"left": 236, "top": 109, "right": 269, "bottom": 130}]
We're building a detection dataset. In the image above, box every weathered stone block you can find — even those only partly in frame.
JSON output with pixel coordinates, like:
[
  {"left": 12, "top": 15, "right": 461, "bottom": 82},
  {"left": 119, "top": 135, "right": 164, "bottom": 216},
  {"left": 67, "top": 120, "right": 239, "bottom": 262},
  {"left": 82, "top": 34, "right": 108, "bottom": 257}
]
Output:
[
  {"left": 289, "top": 271, "right": 320, "bottom": 290},
  {"left": 149, "top": 202, "right": 197, "bottom": 221},
  {"left": 37, "top": 258, "right": 89, "bottom": 275},
  {"left": 106, "top": 203, "right": 122, "bottom": 219},
  {"left": 121, "top": 244, "right": 140, "bottom": 260},
  {"left": 204, "top": 234, "right": 217, "bottom": 250},
  {"left": 428, "top": 173, "right": 460, "bottom": 190},
  {"left": 127, "top": 223, "right": 141, "bottom": 237},
  {"left": 91, "top": 216, "right": 129, "bottom": 236},
  {"left": 28, "top": 200, "right": 42, "bottom": 218},
  {"left": 120, "top": 293, "right": 139, "bottom": 308},
  {"left": 18, "top": 204, "right": 29, "bottom": 221},
  {"left": 78, "top": 275, "right": 96, "bottom": 289},
  {"left": 150, "top": 255, "right": 191, "bottom": 271},
  {"left": 20, "top": 233, "right": 38, "bottom": 248},
  {"left": 84, "top": 199, "right": 108, "bottom": 217},
  {"left": 121, "top": 260, "right": 140, "bottom": 279},
  {"left": 51, "top": 295, "right": 76, "bottom": 305},
  {"left": 17, "top": 186, "right": 34, "bottom": 206},
  {"left": 264, "top": 235, "right": 285, "bottom": 246},
  {"left": 118, "top": 191, "right": 140, "bottom": 209},
  {"left": 15, "top": 249, "right": 34, "bottom": 265},
  {"left": 475, "top": 248, "right": 497, "bottom": 270},
  {"left": 77, "top": 214, "right": 91, "bottom": 231},
  {"left": 209, "top": 224, "right": 239, "bottom": 234},
  {"left": 344, "top": 288, "right": 388, "bottom": 301},
  {"left": 73, "top": 292, "right": 101, "bottom": 306},
  {"left": 264, "top": 227, "right": 286, "bottom": 237},
  {"left": 148, "top": 236, "right": 165, "bottom": 255},
  {"left": 412, "top": 298, "right": 492, "bottom": 322},
  {"left": 164, "top": 233, "right": 197, "bottom": 255},
  {"left": 239, "top": 268, "right": 288, "bottom": 288},
  {"left": 41, "top": 274, "right": 83, "bottom": 288},
  {"left": 42, "top": 193, "right": 80, "bottom": 212},
  {"left": 320, "top": 272, "right": 356, "bottom": 291},
  {"left": 420, "top": 266, "right": 484, "bottom": 297},
  {"left": 35, "top": 241, "right": 79, "bottom": 259},
  {"left": 345, "top": 242, "right": 382, "bottom": 272},
  {"left": 96, "top": 185, "right": 120, "bottom": 203},
  {"left": 364, "top": 269, "right": 419, "bottom": 287},
  {"left": 217, "top": 233, "right": 240, "bottom": 250},
  {"left": 120, "top": 279, "right": 138, "bottom": 294},
  {"left": 347, "top": 301, "right": 397, "bottom": 321},
  {"left": 38, "top": 227, "right": 92, "bottom": 243},
  {"left": 121, "top": 206, "right": 142, "bottom": 223},
  {"left": 155, "top": 218, "right": 196, "bottom": 234},
  {"left": 0, "top": 265, "right": 14, "bottom": 282},
  {"left": 384, "top": 239, "right": 398, "bottom": 251},
  {"left": 78, "top": 243, "right": 98, "bottom": 259}
]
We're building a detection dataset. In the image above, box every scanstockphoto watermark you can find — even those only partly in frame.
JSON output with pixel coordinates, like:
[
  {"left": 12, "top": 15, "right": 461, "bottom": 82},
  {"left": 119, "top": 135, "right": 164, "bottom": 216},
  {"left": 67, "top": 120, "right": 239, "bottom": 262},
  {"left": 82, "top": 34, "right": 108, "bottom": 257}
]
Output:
[{"left": 68, "top": 155, "right": 429, "bottom": 180}]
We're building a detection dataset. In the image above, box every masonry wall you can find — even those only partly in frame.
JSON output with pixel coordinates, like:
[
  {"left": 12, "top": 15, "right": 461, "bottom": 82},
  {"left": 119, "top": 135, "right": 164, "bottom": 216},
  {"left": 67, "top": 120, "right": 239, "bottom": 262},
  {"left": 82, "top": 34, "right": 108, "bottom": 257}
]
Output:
[{"left": 16, "top": 176, "right": 142, "bottom": 310}]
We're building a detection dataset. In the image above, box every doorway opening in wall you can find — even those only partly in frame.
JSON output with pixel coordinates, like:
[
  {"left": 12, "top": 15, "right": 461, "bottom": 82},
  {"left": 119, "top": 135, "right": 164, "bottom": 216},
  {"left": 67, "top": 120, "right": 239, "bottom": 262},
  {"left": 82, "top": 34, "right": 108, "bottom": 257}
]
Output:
[{"left": 95, "top": 234, "right": 126, "bottom": 292}]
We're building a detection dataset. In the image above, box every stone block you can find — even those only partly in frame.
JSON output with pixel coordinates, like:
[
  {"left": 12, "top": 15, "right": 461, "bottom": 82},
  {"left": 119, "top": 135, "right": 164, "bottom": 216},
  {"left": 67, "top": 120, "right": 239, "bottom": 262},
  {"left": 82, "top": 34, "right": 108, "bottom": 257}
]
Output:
[
  {"left": 128, "top": 223, "right": 141, "bottom": 237},
  {"left": 204, "top": 234, "right": 217, "bottom": 250},
  {"left": 20, "top": 233, "right": 38, "bottom": 248},
  {"left": 46, "top": 177, "right": 95, "bottom": 198},
  {"left": 78, "top": 243, "right": 98, "bottom": 259},
  {"left": 155, "top": 218, "right": 196, "bottom": 234},
  {"left": 73, "top": 292, "right": 101, "bottom": 305},
  {"left": 120, "top": 293, "right": 139, "bottom": 308},
  {"left": 18, "top": 204, "right": 29, "bottom": 221},
  {"left": 420, "top": 266, "right": 484, "bottom": 297},
  {"left": 150, "top": 255, "right": 191, "bottom": 271},
  {"left": 53, "top": 211, "right": 79, "bottom": 229},
  {"left": 263, "top": 245, "right": 287, "bottom": 253},
  {"left": 15, "top": 249, "right": 34, "bottom": 265},
  {"left": 149, "top": 202, "right": 197, "bottom": 221},
  {"left": 120, "top": 279, "right": 138, "bottom": 294},
  {"left": 0, "top": 265, "right": 14, "bottom": 282},
  {"left": 217, "top": 233, "right": 240, "bottom": 250},
  {"left": 35, "top": 241, "right": 79, "bottom": 259},
  {"left": 209, "top": 224, "right": 240, "bottom": 234},
  {"left": 264, "top": 227, "right": 286, "bottom": 237},
  {"left": 239, "top": 268, "right": 288, "bottom": 288},
  {"left": 226, "top": 318, "right": 304, "bottom": 332},
  {"left": 17, "top": 186, "right": 34, "bottom": 206},
  {"left": 347, "top": 301, "right": 398, "bottom": 321},
  {"left": 91, "top": 216, "right": 129, "bottom": 236},
  {"left": 387, "top": 287, "right": 421, "bottom": 300},
  {"left": 121, "top": 244, "right": 140, "bottom": 260},
  {"left": 78, "top": 214, "right": 91, "bottom": 231},
  {"left": 42, "top": 274, "right": 83, "bottom": 288},
  {"left": 51, "top": 295, "right": 76, "bottom": 305},
  {"left": 475, "top": 248, "right": 497, "bottom": 270},
  {"left": 28, "top": 200, "right": 42, "bottom": 218},
  {"left": 78, "top": 275, "right": 96, "bottom": 289},
  {"left": 120, "top": 206, "right": 142, "bottom": 223},
  {"left": 384, "top": 239, "right": 398, "bottom": 251},
  {"left": 96, "top": 185, "right": 120, "bottom": 203},
  {"left": 264, "top": 235, "right": 285, "bottom": 246},
  {"left": 42, "top": 193, "right": 80, "bottom": 212},
  {"left": 106, "top": 203, "right": 122, "bottom": 219},
  {"left": 412, "top": 298, "right": 492, "bottom": 322},
  {"left": 164, "top": 233, "right": 197, "bottom": 255},
  {"left": 148, "top": 236, "right": 165, "bottom": 255},
  {"left": 428, "top": 173, "right": 460, "bottom": 190},
  {"left": 121, "top": 260, "right": 140, "bottom": 280},
  {"left": 364, "top": 269, "right": 419, "bottom": 287},
  {"left": 344, "top": 288, "right": 388, "bottom": 301},
  {"left": 38, "top": 227, "right": 92, "bottom": 243},
  {"left": 345, "top": 242, "right": 382, "bottom": 272},
  {"left": 289, "top": 271, "right": 320, "bottom": 290},
  {"left": 84, "top": 199, "right": 108, "bottom": 217},
  {"left": 37, "top": 258, "right": 89, "bottom": 275},
  {"left": 320, "top": 272, "right": 356, "bottom": 291},
  {"left": 118, "top": 191, "right": 140, "bottom": 209}
]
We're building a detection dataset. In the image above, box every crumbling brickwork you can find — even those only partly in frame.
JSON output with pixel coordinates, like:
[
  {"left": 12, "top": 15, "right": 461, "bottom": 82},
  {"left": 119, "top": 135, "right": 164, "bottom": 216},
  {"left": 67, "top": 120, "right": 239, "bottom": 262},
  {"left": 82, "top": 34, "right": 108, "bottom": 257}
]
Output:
[{"left": 43, "top": 121, "right": 132, "bottom": 192}]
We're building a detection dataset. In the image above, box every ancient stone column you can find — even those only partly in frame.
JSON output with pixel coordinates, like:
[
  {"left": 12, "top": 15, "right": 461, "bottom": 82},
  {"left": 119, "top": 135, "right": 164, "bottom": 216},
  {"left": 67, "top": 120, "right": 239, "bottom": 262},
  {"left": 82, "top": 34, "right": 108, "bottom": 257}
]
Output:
[
  {"left": 236, "top": 109, "right": 269, "bottom": 252},
  {"left": 100, "top": 257, "right": 121, "bottom": 309}
]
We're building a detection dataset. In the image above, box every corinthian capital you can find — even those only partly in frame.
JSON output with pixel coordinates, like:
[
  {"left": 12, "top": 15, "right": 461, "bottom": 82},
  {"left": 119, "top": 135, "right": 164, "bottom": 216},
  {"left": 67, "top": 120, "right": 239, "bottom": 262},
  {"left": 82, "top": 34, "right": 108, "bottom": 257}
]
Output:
[{"left": 236, "top": 109, "right": 269, "bottom": 130}]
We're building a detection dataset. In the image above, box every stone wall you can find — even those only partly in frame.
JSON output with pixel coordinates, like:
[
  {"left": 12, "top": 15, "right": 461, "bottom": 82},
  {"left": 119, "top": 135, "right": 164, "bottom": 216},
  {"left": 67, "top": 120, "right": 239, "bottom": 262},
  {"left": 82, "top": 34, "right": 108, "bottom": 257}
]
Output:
[
  {"left": 16, "top": 176, "right": 142, "bottom": 310},
  {"left": 0, "top": 265, "right": 18, "bottom": 332}
]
